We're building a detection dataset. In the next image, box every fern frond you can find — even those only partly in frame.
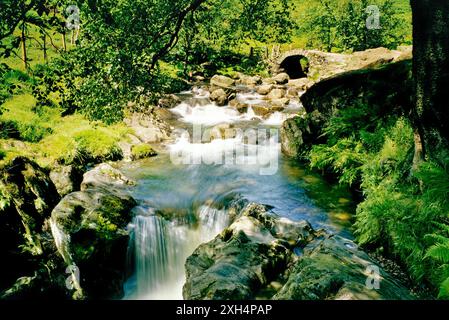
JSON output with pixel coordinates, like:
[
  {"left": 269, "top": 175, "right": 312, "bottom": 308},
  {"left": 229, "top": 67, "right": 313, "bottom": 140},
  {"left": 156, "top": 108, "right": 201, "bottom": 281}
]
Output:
[{"left": 425, "top": 243, "right": 449, "bottom": 263}]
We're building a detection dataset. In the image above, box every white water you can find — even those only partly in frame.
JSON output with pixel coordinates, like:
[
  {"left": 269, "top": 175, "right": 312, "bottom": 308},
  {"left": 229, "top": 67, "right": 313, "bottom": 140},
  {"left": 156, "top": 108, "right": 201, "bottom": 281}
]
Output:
[{"left": 124, "top": 205, "right": 229, "bottom": 300}]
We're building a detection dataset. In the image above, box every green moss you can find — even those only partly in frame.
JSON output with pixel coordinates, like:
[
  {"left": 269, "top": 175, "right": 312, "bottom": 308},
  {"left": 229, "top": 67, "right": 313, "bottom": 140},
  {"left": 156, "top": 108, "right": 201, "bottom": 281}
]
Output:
[{"left": 131, "top": 143, "right": 157, "bottom": 160}]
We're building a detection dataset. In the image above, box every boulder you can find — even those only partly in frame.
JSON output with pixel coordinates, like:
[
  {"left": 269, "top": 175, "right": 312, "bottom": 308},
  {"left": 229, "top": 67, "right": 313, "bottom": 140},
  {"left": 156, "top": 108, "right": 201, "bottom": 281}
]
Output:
[
  {"left": 153, "top": 107, "right": 177, "bottom": 121},
  {"left": 273, "top": 73, "right": 290, "bottom": 85},
  {"left": 288, "top": 78, "right": 314, "bottom": 91},
  {"left": 267, "top": 88, "right": 286, "bottom": 100},
  {"left": 0, "top": 157, "right": 61, "bottom": 294},
  {"left": 210, "top": 75, "right": 235, "bottom": 89},
  {"left": 257, "top": 85, "right": 274, "bottom": 95},
  {"left": 271, "top": 98, "right": 290, "bottom": 108},
  {"left": 183, "top": 203, "right": 301, "bottom": 300},
  {"left": 274, "top": 235, "right": 414, "bottom": 300},
  {"left": 50, "top": 165, "right": 84, "bottom": 198},
  {"left": 158, "top": 94, "right": 181, "bottom": 109},
  {"left": 81, "top": 163, "right": 135, "bottom": 191},
  {"left": 183, "top": 200, "right": 413, "bottom": 301},
  {"left": 252, "top": 105, "right": 271, "bottom": 117},
  {"left": 280, "top": 113, "right": 324, "bottom": 158},
  {"left": 239, "top": 75, "right": 262, "bottom": 86},
  {"left": 229, "top": 100, "right": 249, "bottom": 114},
  {"left": 210, "top": 88, "right": 229, "bottom": 106},
  {"left": 50, "top": 164, "right": 137, "bottom": 299}
]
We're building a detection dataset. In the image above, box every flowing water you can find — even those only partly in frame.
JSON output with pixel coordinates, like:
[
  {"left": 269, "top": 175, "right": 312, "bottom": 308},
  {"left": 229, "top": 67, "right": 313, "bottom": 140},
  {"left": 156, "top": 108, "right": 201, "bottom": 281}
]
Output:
[{"left": 122, "top": 86, "right": 355, "bottom": 300}]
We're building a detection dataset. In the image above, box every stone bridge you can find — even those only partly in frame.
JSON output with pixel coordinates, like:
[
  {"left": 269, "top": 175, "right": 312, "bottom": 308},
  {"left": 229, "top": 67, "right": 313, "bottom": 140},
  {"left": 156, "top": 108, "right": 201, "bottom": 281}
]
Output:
[
  {"left": 270, "top": 46, "right": 413, "bottom": 81},
  {"left": 270, "top": 49, "right": 342, "bottom": 79}
]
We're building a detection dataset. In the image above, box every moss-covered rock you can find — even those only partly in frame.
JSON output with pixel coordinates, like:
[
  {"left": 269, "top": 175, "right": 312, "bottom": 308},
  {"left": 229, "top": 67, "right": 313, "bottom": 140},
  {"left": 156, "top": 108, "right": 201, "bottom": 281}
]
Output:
[
  {"left": 50, "top": 164, "right": 137, "bottom": 299},
  {"left": 183, "top": 203, "right": 312, "bottom": 300},
  {"left": 130, "top": 144, "right": 157, "bottom": 161},
  {"left": 0, "top": 157, "right": 62, "bottom": 297},
  {"left": 274, "top": 235, "right": 414, "bottom": 300}
]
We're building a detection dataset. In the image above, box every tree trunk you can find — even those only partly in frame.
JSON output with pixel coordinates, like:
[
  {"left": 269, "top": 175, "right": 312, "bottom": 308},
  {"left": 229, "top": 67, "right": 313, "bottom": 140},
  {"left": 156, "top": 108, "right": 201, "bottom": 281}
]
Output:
[
  {"left": 411, "top": 0, "right": 449, "bottom": 159},
  {"left": 62, "top": 32, "right": 67, "bottom": 51},
  {"left": 43, "top": 33, "right": 47, "bottom": 63},
  {"left": 21, "top": 24, "right": 27, "bottom": 70}
]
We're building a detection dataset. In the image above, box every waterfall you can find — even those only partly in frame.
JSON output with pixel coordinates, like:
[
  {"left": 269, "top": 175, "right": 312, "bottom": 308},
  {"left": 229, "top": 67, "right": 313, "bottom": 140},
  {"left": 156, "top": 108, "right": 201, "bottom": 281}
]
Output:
[{"left": 124, "top": 204, "right": 230, "bottom": 300}]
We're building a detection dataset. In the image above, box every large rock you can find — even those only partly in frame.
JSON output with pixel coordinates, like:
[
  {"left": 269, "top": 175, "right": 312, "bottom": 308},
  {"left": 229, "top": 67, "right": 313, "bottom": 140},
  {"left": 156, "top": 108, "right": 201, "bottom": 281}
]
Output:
[
  {"left": 267, "top": 88, "right": 286, "bottom": 100},
  {"left": 301, "top": 60, "right": 413, "bottom": 119},
  {"left": 183, "top": 200, "right": 413, "bottom": 301},
  {"left": 274, "top": 235, "right": 413, "bottom": 300},
  {"left": 50, "top": 164, "right": 137, "bottom": 299},
  {"left": 210, "top": 75, "right": 235, "bottom": 89},
  {"left": 273, "top": 73, "right": 290, "bottom": 85},
  {"left": 280, "top": 112, "right": 324, "bottom": 157},
  {"left": 50, "top": 165, "right": 83, "bottom": 197},
  {"left": 183, "top": 202, "right": 314, "bottom": 300},
  {"left": 158, "top": 94, "right": 181, "bottom": 109},
  {"left": 0, "top": 157, "right": 61, "bottom": 295},
  {"left": 210, "top": 88, "right": 230, "bottom": 106},
  {"left": 238, "top": 75, "right": 262, "bottom": 86},
  {"left": 257, "top": 85, "right": 274, "bottom": 95}
]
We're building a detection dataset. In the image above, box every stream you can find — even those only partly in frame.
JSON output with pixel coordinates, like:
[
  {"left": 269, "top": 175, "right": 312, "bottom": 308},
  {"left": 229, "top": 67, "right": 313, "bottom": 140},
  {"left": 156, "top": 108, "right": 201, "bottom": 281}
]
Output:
[{"left": 121, "top": 85, "right": 356, "bottom": 300}]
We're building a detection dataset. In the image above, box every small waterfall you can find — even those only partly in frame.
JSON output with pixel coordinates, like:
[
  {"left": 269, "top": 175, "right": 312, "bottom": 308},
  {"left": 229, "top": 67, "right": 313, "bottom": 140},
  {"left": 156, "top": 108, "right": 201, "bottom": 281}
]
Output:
[{"left": 125, "top": 204, "right": 230, "bottom": 300}]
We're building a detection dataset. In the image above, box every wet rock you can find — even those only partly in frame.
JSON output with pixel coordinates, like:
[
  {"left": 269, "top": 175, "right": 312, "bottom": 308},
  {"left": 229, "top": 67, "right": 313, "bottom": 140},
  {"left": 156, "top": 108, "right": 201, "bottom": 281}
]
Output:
[
  {"left": 271, "top": 98, "right": 290, "bottom": 108},
  {"left": 50, "top": 165, "right": 84, "bottom": 197},
  {"left": 267, "top": 88, "right": 286, "bottom": 100},
  {"left": 273, "top": 73, "right": 290, "bottom": 85},
  {"left": 280, "top": 112, "right": 324, "bottom": 158},
  {"left": 257, "top": 85, "right": 274, "bottom": 95},
  {"left": 81, "top": 163, "right": 135, "bottom": 191},
  {"left": 210, "top": 75, "right": 235, "bottom": 89},
  {"left": 210, "top": 88, "right": 229, "bottom": 106},
  {"left": 158, "top": 94, "right": 181, "bottom": 109},
  {"left": 183, "top": 203, "right": 298, "bottom": 300},
  {"left": 274, "top": 235, "right": 414, "bottom": 300},
  {"left": 50, "top": 164, "right": 137, "bottom": 299},
  {"left": 154, "top": 107, "right": 177, "bottom": 121},
  {"left": 0, "top": 157, "right": 61, "bottom": 294},
  {"left": 229, "top": 100, "right": 249, "bottom": 113},
  {"left": 239, "top": 75, "right": 262, "bottom": 86},
  {"left": 288, "top": 78, "right": 314, "bottom": 90},
  {"left": 252, "top": 105, "right": 271, "bottom": 117}
]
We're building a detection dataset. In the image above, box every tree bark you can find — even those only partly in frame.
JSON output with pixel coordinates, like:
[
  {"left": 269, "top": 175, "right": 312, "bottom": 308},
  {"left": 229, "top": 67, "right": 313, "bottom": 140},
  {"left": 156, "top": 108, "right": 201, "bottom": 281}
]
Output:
[
  {"left": 411, "top": 0, "right": 449, "bottom": 160},
  {"left": 21, "top": 24, "right": 27, "bottom": 70}
]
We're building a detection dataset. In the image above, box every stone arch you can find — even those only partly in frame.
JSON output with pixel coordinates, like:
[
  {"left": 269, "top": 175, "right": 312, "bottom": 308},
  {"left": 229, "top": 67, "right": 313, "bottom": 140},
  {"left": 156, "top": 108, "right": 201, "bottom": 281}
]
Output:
[{"left": 279, "top": 55, "right": 310, "bottom": 79}]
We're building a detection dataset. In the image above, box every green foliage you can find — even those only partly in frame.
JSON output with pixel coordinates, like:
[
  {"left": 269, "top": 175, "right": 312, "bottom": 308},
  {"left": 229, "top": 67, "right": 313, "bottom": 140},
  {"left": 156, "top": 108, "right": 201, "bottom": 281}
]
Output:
[
  {"left": 307, "top": 105, "right": 449, "bottom": 296},
  {"left": 0, "top": 149, "right": 5, "bottom": 160},
  {"left": 297, "top": 0, "right": 411, "bottom": 52},
  {"left": 425, "top": 223, "right": 449, "bottom": 299}
]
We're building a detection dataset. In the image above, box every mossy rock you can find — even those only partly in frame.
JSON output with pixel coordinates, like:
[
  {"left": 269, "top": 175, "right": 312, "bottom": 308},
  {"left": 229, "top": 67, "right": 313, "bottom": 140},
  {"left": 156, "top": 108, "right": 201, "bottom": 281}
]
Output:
[{"left": 130, "top": 143, "right": 157, "bottom": 160}]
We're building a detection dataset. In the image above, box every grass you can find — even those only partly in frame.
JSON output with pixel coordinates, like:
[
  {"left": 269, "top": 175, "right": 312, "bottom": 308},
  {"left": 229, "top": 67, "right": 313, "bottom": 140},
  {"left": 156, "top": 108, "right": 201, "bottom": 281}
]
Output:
[
  {"left": 0, "top": 92, "right": 132, "bottom": 168},
  {"left": 131, "top": 143, "right": 157, "bottom": 160}
]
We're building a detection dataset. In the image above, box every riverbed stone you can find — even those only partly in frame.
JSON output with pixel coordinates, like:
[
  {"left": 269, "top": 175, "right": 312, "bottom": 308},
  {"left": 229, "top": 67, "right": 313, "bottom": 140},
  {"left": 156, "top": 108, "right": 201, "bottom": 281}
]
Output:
[
  {"left": 210, "top": 75, "right": 235, "bottom": 89},
  {"left": 273, "top": 235, "right": 414, "bottom": 300},
  {"left": 257, "top": 84, "right": 274, "bottom": 95},
  {"left": 210, "top": 88, "right": 229, "bottom": 106},
  {"left": 267, "top": 88, "right": 286, "bottom": 100},
  {"left": 183, "top": 203, "right": 295, "bottom": 300},
  {"left": 273, "top": 73, "right": 290, "bottom": 85}
]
